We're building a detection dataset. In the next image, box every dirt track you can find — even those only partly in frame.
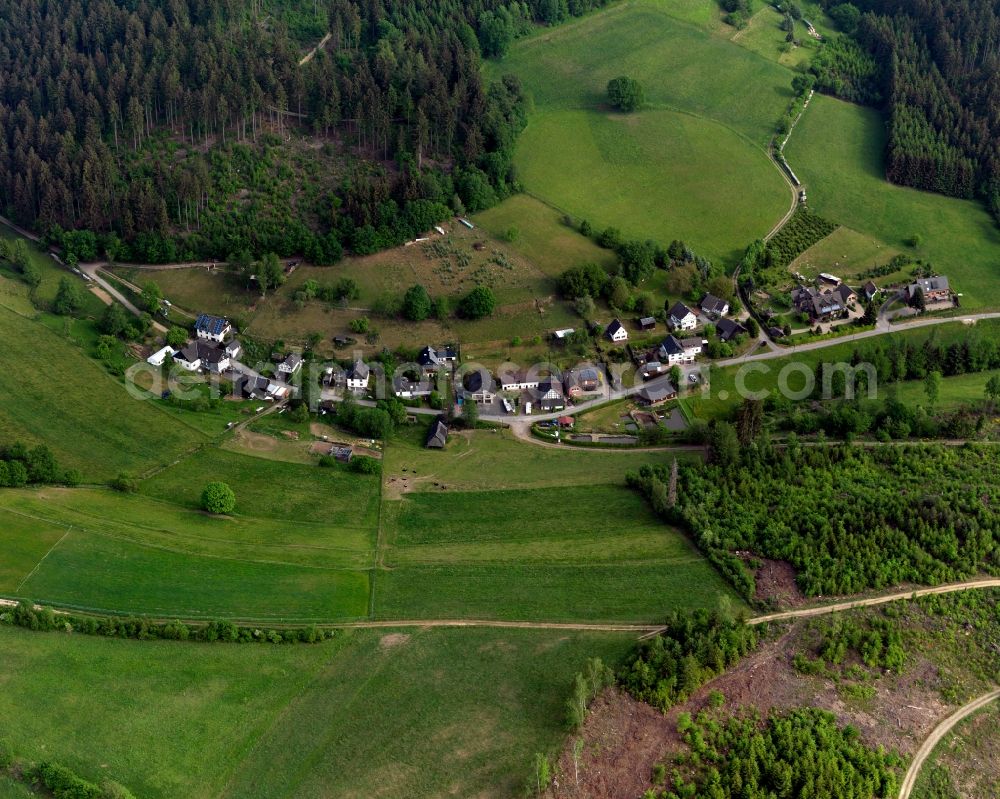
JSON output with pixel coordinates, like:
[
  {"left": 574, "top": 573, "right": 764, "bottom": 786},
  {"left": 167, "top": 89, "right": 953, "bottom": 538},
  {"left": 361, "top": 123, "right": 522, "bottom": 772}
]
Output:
[{"left": 897, "top": 687, "right": 1000, "bottom": 799}]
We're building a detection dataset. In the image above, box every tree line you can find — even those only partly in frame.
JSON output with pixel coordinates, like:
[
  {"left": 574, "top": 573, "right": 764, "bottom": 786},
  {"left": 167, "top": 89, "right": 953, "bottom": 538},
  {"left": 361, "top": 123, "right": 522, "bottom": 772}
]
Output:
[{"left": 812, "top": 0, "right": 1000, "bottom": 224}]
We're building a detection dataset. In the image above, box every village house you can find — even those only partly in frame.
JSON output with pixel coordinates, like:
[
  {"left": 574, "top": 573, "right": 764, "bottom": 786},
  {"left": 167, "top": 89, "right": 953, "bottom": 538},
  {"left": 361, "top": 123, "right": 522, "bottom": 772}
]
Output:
[
  {"left": 417, "top": 345, "right": 458, "bottom": 375},
  {"left": 499, "top": 369, "right": 541, "bottom": 392},
  {"left": 393, "top": 375, "right": 432, "bottom": 399},
  {"left": 235, "top": 374, "right": 291, "bottom": 401},
  {"left": 277, "top": 353, "right": 303, "bottom": 379},
  {"left": 535, "top": 379, "right": 566, "bottom": 412},
  {"left": 639, "top": 360, "right": 667, "bottom": 381},
  {"left": 194, "top": 314, "right": 232, "bottom": 343},
  {"left": 425, "top": 416, "right": 449, "bottom": 449},
  {"left": 605, "top": 318, "right": 628, "bottom": 343},
  {"left": 908, "top": 276, "right": 950, "bottom": 303},
  {"left": 716, "top": 317, "right": 748, "bottom": 343},
  {"left": 790, "top": 283, "right": 856, "bottom": 322},
  {"left": 173, "top": 340, "right": 233, "bottom": 374},
  {"left": 667, "top": 301, "right": 698, "bottom": 331},
  {"left": 461, "top": 370, "right": 496, "bottom": 404},
  {"left": 657, "top": 335, "right": 703, "bottom": 365},
  {"left": 700, "top": 293, "right": 729, "bottom": 318},
  {"left": 346, "top": 359, "right": 371, "bottom": 392},
  {"left": 563, "top": 367, "right": 602, "bottom": 397},
  {"left": 638, "top": 378, "right": 678, "bottom": 405}
]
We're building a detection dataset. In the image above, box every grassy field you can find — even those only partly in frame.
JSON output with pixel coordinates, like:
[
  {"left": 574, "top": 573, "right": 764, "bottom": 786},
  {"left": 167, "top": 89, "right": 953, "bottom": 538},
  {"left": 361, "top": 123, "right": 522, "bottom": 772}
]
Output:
[
  {"left": 785, "top": 95, "right": 1000, "bottom": 310},
  {"left": 0, "top": 624, "right": 636, "bottom": 799},
  {"left": 473, "top": 194, "right": 618, "bottom": 277},
  {"left": 788, "top": 225, "right": 905, "bottom": 286},
  {"left": 382, "top": 425, "right": 676, "bottom": 492},
  {"left": 138, "top": 447, "right": 380, "bottom": 525},
  {"left": 0, "top": 305, "right": 206, "bottom": 481},
  {"left": 491, "top": 0, "right": 793, "bottom": 263}
]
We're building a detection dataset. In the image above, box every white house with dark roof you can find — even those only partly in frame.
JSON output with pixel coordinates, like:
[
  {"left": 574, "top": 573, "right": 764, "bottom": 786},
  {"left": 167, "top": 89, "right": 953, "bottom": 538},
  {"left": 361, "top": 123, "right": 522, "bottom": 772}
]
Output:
[
  {"left": 346, "top": 360, "right": 371, "bottom": 392},
  {"left": 605, "top": 318, "right": 628, "bottom": 343},
  {"left": 278, "top": 353, "right": 303, "bottom": 378},
  {"left": 667, "top": 302, "right": 698, "bottom": 332},
  {"left": 194, "top": 314, "right": 232, "bottom": 343},
  {"left": 535, "top": 380, "right": 565, "bottom": 412},
  {"left": 393, "top": 375, "right": 432, "bottom": 399},
  {"left": 658, "top": 335, "right": 702, "bottom": 365},
  {"left": 499, "top": 369, "right": 540, "bottom": 392},
  {"left": 700, "top": 293, "right": 729, "bottom": 317}
]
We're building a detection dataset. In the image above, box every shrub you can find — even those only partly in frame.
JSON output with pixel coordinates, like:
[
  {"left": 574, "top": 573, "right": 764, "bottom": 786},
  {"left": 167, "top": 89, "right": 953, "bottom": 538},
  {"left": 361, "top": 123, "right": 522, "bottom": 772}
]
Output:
[
  {"left": 458, "top": 286, "right": 496, "bottom": 319},
  {"left": 349, "top": 455, "right": 382, "bottom": 475}
]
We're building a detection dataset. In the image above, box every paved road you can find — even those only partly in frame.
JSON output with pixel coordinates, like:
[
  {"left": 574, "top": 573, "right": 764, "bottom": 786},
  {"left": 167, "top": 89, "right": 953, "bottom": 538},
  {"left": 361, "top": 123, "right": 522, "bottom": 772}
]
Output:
[{"left": 897, "top": 687, "right": 1000, "bottom": 799}]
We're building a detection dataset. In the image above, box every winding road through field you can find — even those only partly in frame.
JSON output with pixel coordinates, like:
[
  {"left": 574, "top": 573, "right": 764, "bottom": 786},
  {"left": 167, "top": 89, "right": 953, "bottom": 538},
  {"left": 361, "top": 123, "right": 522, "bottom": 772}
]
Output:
[{"left": 897, "top": 687, "right": 1000, "bottom": 799}]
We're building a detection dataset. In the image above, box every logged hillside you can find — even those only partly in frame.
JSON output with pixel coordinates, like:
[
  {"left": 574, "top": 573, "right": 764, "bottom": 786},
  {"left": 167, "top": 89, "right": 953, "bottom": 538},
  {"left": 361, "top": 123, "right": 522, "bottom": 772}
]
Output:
[
  {"left": 816, "top": 0, "right": 1000, "bottom": 220},
  {"left": 0, "top": 0, "right": 609, "bottom": 262}
]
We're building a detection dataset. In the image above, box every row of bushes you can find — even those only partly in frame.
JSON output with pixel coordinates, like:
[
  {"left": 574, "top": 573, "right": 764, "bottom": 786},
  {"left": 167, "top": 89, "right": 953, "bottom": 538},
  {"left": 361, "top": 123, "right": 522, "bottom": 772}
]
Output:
[{"left": 2, "top": 600, "right": 338, "bottom": 645}]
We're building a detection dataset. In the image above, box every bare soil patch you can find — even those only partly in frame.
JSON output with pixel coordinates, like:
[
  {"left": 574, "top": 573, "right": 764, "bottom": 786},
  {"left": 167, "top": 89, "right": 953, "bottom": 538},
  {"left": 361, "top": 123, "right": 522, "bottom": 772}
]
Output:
[
  {"left": 752, "top": 557, "right": 807, "bottom": 608},
  {"left": 550, "top": 621, "right": 957, "bottom": 799},
  {"left": 379, "top": 633, "right": 410, "bottom": 649}
]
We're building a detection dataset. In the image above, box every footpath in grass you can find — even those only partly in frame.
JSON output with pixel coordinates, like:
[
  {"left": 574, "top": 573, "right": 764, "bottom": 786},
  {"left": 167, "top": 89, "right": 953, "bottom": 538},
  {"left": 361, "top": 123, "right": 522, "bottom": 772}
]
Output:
[
  {"left": 0, "top": 624, "right": 635, "bottom": 799},
  {"left": 785, "top": 95, "right": 1000, "bottom": 310}
]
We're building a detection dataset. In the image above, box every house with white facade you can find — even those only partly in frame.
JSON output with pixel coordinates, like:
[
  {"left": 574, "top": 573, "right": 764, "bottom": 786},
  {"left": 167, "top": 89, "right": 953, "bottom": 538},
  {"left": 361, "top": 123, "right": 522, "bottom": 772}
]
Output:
[{"left": 667, "top": 302, "right": 698, "bottom": 332}]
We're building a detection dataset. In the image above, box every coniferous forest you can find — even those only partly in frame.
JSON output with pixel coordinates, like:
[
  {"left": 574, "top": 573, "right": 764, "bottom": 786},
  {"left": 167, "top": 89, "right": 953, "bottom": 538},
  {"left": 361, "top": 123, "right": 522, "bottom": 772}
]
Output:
[
  {"left": 817, "top": 0, "right": 1000, "bottom": 220},
  {"left": 0, "top": 0, "right": 610, "bottom": 262}
]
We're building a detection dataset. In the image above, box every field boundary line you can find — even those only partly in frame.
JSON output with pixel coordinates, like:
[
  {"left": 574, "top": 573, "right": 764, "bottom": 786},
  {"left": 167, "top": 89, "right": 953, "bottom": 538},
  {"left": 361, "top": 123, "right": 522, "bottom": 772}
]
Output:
[{"left": 15, "top": 527, "right": 73, "bottom": 593}]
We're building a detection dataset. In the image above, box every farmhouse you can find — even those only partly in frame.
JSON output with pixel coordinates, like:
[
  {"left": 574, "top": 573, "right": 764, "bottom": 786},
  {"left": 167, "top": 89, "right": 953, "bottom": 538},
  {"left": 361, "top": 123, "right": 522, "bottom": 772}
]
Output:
[
  {"left": 657, "top": 335, "right": 702, "bottom": 365},
  {"left": 639, "top": 316, "right": 657, "bottom": 331},
  {"left": 716, "top": 317, "right": 748, "bottom": 342},
  {"left": 605, "top": 318, "right": 628, "bottom": 342},
  {"left": 908, "top": 276, "right": 950, "bottom": 303},
  {"left": 194, "top": 314, "right": 232, "bottom": 343},
  {"left": 393, "top": 376, "right": 432, "bottom": 399},
  {"left": 564, "top": 367, "right": 602, "bottom": 397},
  {"left": 425, "top": 416, "right": 449, "bottom": 448},
  {"left": 667, "top": 302, "right": 698, "bottom": 331},
  {"left": 700, "top": 294, "right": 729, "bottom": 317},
  {"left": 346, "top": 360, "right": 371, "bottom": 392},
  {"left": 173, "top": 340, "right": 233, "bottom": 373},
  {"left": 790, "top": 283, "right": 856, "bottom": 322},
  {"left": 462, "top": 370, "right": 496, "bottom": 403}
]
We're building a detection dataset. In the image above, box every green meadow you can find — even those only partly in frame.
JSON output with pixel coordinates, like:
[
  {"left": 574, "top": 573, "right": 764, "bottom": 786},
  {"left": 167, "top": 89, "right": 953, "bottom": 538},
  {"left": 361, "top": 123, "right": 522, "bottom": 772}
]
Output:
[
  {"left": 491, "top": 0, "right": 793, "bottom": 263},
  {"left": 0, "top": 624, "right": 638, "bottom": 799},
  {"left": 375, "top": 483, "right": 740, "bottom": 622},
  {"left": 0, "top": 305, "right": 205, "bottom": 480},
  {"left": 785, "top": 95, "right": 1000, "bottom": 309}
]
